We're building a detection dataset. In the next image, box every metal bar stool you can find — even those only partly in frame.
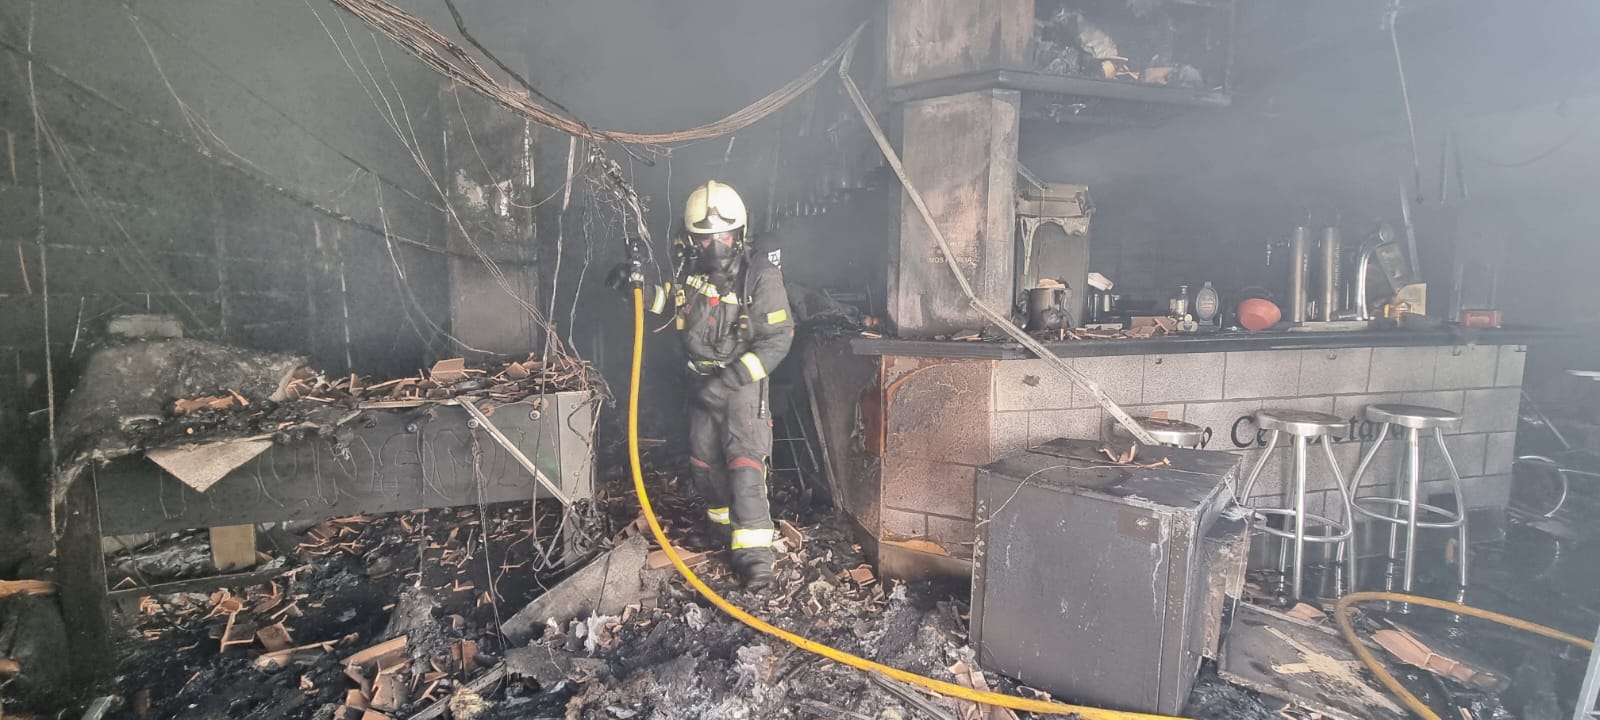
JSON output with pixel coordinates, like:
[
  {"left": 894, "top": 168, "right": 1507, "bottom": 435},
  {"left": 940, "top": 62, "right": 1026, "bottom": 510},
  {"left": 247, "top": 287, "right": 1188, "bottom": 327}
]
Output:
[
  {"left": 1110, "top": 416, "right": 1207, "bottom": 448},
  {"left": 1347, "top": 404, "right": 1469, "bottom": 592},
  {"left": 1236, "top": 410, "right": 1355, "bottom": 601}
]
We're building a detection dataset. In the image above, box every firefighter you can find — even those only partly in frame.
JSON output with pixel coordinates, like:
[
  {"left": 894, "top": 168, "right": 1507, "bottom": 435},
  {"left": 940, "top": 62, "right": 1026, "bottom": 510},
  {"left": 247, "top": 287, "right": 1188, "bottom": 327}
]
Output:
[{"left": 610, "top": 180, "right": 794, "bottom": 591}]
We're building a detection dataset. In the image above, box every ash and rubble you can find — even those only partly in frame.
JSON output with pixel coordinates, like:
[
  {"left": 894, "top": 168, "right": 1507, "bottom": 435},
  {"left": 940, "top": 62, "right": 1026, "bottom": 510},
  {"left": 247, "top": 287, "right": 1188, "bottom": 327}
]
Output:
[{"left": 87, "top": 442, "right": 1075, "bottom": 720}]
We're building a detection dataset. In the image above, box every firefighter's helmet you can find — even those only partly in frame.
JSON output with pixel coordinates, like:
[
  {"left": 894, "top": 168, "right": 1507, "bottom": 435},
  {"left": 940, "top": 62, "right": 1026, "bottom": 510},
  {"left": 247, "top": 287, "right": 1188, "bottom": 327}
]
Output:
[{"left": 684, "top": 180, "right": 747, "bottom": 235}]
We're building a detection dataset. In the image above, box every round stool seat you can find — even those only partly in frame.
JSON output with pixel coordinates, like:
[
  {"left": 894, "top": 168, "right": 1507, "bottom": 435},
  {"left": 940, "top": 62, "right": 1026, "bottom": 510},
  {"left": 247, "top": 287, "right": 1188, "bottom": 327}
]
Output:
[
  {"left": 1364, "top": 404, "right": 1462, "bottom": 430},
  {"left": 1111, "top": 417, "right": 1206, "bottom": 447},
  {"left": 1256, "top": 409, "right": 1345, "bottom": 437}
]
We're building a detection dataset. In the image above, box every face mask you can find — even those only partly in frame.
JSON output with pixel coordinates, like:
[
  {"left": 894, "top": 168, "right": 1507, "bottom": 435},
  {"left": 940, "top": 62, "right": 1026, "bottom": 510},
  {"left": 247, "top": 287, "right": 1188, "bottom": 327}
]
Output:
[{"left": 691, "top": 230, "right": 742, "bottom": 277}]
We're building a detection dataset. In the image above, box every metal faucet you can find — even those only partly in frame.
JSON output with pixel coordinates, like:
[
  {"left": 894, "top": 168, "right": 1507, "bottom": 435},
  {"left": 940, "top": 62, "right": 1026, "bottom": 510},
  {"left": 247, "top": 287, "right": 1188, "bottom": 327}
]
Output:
[{"left": 1353, "top": 223, "right": 1397, "bottom": 321}]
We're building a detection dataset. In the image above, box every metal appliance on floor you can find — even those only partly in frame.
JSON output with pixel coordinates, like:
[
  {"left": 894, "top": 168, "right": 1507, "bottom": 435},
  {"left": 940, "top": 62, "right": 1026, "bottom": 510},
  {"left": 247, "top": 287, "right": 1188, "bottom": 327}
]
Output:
[{"left": 971, "top": 438, "right": 1246, "bottom": 715}]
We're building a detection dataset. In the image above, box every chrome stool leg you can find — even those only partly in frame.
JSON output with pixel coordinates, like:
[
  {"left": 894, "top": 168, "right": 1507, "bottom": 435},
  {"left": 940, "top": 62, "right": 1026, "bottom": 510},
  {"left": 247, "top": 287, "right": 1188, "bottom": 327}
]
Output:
[
  {"left": 1402, "top": 427, "right": 1423, "bottom": 592},
  {"left": 1236, "top": 430, "right": 1281, "bottom": 501},
  {"left": 1345, "top": 426, "right": 1389, "bottom": 590},
  {"left": 1290, "top": 434, "right": 1310, "bottom": 600},
  {"left": 1434, "top": 427, "right": 1471, "bottom": 587},
  {"left": 1388, "top": 440, "right": 1407, "bottom": 566}
]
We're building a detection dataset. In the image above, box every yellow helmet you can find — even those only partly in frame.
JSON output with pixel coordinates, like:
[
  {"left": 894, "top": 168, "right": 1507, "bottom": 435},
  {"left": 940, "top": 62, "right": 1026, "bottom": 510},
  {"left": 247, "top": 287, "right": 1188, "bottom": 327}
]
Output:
[{"left": 684, "top": 180, "right": 747, "bottom": 235}]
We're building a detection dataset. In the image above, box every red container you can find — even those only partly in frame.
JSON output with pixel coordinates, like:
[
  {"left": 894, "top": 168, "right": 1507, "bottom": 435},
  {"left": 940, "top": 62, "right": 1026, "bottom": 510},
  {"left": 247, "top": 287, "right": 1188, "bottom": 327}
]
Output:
[{"left": 1238, "top": 298, "right": 1282, "bottom": 332}]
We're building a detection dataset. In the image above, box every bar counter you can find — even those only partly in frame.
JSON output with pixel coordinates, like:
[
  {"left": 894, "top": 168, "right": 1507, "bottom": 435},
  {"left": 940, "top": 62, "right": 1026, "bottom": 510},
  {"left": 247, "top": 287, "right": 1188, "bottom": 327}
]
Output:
[
  {"left": 850, "top": 326, "right": 1558, "bottom": 359},
  {"left": 802, "top": 325, "right": 1551, "bottom": 581}
]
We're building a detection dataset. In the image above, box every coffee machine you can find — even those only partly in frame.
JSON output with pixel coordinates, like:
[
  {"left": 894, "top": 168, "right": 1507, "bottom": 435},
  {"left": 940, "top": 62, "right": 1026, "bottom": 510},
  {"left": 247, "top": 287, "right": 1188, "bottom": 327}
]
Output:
[{"left": 1016, "top": 173, "right": 1092, "bottom": 326}]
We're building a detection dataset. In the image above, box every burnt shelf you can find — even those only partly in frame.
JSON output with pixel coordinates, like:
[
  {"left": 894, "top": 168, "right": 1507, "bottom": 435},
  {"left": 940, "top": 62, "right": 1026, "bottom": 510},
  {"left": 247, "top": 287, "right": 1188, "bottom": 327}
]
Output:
[{"left": 885, "top": 68, "right": 1231, "bottom": 108}]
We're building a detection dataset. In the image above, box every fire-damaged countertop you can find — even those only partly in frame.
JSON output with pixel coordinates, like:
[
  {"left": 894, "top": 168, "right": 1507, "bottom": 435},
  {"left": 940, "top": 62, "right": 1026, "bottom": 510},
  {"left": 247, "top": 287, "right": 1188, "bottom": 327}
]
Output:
[{"left": 850, "top": 326, "right": 1558, "bottom": 359}]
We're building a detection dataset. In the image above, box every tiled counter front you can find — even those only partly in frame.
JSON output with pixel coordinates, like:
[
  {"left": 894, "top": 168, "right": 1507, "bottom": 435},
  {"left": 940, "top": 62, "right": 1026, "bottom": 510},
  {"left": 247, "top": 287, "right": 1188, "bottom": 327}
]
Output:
[{"left": 991, "top": 343, "right": 1527, "bottom": 527}]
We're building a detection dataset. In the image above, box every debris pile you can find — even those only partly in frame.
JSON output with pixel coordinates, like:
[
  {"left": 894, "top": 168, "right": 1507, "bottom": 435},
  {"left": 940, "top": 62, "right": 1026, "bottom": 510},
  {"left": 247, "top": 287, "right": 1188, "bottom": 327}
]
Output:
[
  {"left": 1033, "top": 6, "right": 1204, "bottom": 88},
  {"left": 112, "top": 503, "right": 575, "bottom": 720},
  {"left": 98, "top": 446, "right": 1023, "bottom": 720},
  {"left": 140, "top": 352, "right": 598, "bottom": 447}
]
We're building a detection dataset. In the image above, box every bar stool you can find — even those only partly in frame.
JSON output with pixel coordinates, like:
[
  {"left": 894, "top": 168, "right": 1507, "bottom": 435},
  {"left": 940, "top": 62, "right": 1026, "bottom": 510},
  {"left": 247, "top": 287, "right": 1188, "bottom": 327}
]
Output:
[
  {"left": 1110, "top": 416, "right": 1207, "bottom": 448},
  {"left": 1236, "top": 410, "right": 1356, "bottom": 601},
  {"left": 1347, "top": 404, "right": 1469, "bottom": 592}
]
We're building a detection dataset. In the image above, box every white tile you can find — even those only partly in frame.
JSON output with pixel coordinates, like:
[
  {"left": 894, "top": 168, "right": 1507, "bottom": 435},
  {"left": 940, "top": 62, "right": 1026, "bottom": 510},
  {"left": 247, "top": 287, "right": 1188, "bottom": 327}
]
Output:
[
  {"left": 991, "top": 411, "right": 1029, "bottom": 462},
  {"left": 1433, "top": 345, "right": 1499, "bottom": 390},
  {"left": 1484, "top": 432, "right": 1517, "bottom": 476},
  {"left": 1423, "top": 433, "right": 1486, "bottom": 481},
  {"left": 1072, "top": 356, "right": 1143, "bottom": 408},
  {"left": 1496, "top": 345, "right": 1527, "bottom": 387},
  {"left": 1299, "top": 347, "right": 1373, "bottom": 396},
  {"left": 1143, "top": 353, "right": 1225, "bottom": 403},
  {"left": 994, "top": 358, "right": 1072, "bottom": 411},
  {"left": 1263, "top": 396, "right": 1337, "bottom": 416},
  {"left": 1225, "top": 351, "right": 1301, "bottom": 399},
  {"left": 1462, "top": 388, "right": 1522, "bottom": 433},
  {"left": 1028, "top": 408, "right": 1103, "bottom": 445},
  {"left": 881, "top": 507, "right": 926, "bottom": 537},
  {"left": 1368, "top": 346, "right": 1437, "bottom": 392}
]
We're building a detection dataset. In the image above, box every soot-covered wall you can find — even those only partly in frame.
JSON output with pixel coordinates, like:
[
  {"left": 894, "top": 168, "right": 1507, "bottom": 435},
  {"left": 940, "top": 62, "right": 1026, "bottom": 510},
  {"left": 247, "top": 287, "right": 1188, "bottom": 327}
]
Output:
[
  {"left": 0, "top": 1, "right": 454, "bottom": 413},
  {"left": 1, "top": 0, "right": 878, "bottom": 467}
]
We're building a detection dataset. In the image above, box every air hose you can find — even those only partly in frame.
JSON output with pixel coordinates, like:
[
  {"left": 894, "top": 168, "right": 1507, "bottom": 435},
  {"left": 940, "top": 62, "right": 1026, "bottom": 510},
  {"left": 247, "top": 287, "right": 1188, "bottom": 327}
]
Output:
[
  {"left": 1334, "top": 591, "right": 1595, "bottom": 720},
  {"left": 626, "top": 287, "right": 1184, "bottom": 719}
]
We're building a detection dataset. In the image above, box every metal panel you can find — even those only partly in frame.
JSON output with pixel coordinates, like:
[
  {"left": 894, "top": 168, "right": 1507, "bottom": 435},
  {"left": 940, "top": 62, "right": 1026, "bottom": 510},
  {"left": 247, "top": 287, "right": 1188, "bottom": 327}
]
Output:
[
  {"left": 972, "top": 438, "right": 1238, "bottom": 714},
  {"left": 94, "top": 394, "right": 594, "bottom": 535}
]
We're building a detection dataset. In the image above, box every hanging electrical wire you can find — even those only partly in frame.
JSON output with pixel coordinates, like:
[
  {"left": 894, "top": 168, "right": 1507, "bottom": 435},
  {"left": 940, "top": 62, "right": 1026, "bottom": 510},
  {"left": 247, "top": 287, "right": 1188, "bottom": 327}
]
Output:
[
  {"left": 0, "top": 34, "right": 522, "bottom": 268},
  {"left": 329, "top": 0, "right": 864, "bottom": 148}
]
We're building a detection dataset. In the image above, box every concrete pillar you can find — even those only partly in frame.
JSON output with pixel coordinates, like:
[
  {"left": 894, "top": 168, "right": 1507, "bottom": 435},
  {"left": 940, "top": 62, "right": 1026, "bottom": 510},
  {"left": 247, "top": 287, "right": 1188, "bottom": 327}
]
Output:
[
  {"left": 884, "top": 0, "right": 1030, "bottom": 337},
  {"left": 886, "top": 0, "right": 1034, "bottom": 88},
  {"left": 889, "top": 90, "right": 1020, "bottom": 336}
]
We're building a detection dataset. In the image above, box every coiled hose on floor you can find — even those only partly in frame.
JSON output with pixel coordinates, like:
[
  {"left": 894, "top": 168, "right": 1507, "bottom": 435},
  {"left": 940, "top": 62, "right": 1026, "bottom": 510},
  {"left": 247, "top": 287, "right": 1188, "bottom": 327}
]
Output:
[
  {"left": 625, "top": 287, "right": 1185, "bottom": 719},
  {"left": 1334, "top": 591, "right": 1595, "bottom": 720}
]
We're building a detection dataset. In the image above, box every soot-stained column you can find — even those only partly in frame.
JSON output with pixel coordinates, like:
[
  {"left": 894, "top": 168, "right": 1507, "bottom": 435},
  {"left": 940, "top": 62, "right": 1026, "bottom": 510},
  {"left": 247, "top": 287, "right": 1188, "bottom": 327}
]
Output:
[{"left": 885, "top": 0, "right": 1030, "bottom": 337}]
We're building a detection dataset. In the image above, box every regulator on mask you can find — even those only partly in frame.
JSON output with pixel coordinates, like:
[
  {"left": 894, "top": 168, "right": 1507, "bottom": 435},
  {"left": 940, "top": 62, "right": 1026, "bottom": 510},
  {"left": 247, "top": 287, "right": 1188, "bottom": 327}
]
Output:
[{"left": 687, "top": 228, "right": 744, "bottom": 277}]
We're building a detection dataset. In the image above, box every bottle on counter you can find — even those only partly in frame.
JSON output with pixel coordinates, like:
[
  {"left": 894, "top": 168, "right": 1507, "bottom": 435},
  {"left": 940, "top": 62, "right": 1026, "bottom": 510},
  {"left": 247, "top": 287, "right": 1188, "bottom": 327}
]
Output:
[
  {"left": 1195, "top": 281, "right": 1219, "bottom": 325},
  {"left": 1169, "top": 284, "right": 1190, "bottom": 318}
]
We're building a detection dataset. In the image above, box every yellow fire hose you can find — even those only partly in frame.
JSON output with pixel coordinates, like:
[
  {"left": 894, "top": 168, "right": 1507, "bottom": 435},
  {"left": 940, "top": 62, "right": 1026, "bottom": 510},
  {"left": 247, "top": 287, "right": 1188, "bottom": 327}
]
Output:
[
  {"left": 625, "top": 287, "right": 1184, "bottom": 719},
  {"left": 1334, "top": 591, "right": 1594, "bottom": 720}
]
